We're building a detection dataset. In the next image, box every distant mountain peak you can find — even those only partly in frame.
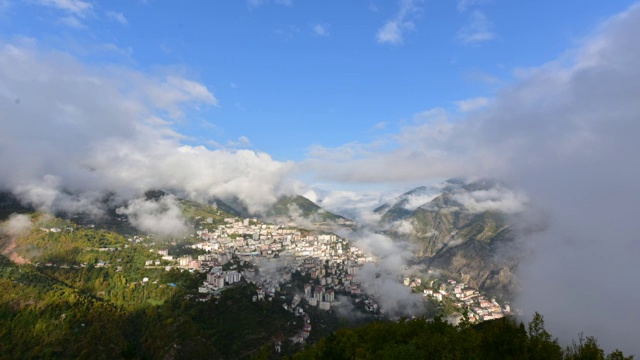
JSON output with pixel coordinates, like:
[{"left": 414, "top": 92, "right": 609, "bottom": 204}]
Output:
[
  {"left": 263, "top": 195, "right": 354, "bottom": 229},
  {"left": 376, "top": 178, "right": 522, "bottom": 301},
  {"left": 403, "top": 185, "right": 429, "bottom": 196},
  {"left": 375, "top": 185, "right": 437, "bottom": 223}
]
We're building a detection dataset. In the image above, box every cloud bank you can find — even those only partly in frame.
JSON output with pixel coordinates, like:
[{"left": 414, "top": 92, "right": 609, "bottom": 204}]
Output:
[
  {"left": 0, "top": 41, "right": 294, "bottom": 228},
  {"left": 116, "top": 195, "right": 190, "bottom": 238},
  {"left": 452, "top": 187, "right": 528, "bottom": 214},
  {"left": 349, "top": 230, "right": 426, "bottom": 317}
]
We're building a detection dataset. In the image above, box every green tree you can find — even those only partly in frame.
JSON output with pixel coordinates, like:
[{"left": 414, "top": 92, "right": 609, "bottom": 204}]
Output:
[
  {"left": 565, "top": 333, "right": 605, "bottom": 360},
  {"left": 528, "top": 312, "right": 562, "bottom": 360}
]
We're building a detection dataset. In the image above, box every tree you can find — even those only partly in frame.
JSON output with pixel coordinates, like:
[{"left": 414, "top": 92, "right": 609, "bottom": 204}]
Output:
[
  {"left": 528, "top": 312, "right": 562, "bottom": 360},
  {"left": 565, "top": 333, "right": 605, "bottom": 360}
]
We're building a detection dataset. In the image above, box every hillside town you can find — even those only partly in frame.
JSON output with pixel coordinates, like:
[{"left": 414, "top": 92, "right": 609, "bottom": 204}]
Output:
[
  {"left": 137, "top": 214, "right": 510, "bottom": 338},
  {"left": 157, "top": 217, "right": 378, "bottom": 317},
  {"left": 406, "top": 277, "right": 511, "bottom": 324}
]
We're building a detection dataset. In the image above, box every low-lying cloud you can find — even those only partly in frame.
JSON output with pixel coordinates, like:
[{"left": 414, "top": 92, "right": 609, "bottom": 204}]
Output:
[
  {"left": 355, "top": 263, "right": 425, "bottom": 318},
  {"left": 0, "top": 213, "right": 33, "bottom": 238},
  {"left": 347, "top": 230, "right": 426, "bottom": 317},
  {"left": 452, "top": 188, "right": 528, "bottom": 214},
  {"left": 116, "top": 195, "right": 190, "bottom": 238},
  {"left": 0, "top": 41, "right": 294, "bottom": 217}
]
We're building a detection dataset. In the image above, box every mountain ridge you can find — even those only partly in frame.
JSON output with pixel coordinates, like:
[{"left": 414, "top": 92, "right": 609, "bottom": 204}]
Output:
[{"left": 377, "top": 179, "right": 522, "bottom": 300}]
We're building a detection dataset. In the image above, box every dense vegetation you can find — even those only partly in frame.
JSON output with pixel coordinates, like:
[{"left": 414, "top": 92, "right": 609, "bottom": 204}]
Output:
[
  {"left": 0, "top": 252, "right": 299, "bottom": 359},
  {"left": 0, "top": 212, "right": 300, "bottom": 359},
  {"left": 288, "top": 313, "right": 633, "bottom": 360}
]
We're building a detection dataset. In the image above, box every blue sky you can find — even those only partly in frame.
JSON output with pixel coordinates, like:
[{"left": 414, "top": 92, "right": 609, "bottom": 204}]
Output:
[{"left": 1, "top": 0, "right": 635, "bottom": 161}]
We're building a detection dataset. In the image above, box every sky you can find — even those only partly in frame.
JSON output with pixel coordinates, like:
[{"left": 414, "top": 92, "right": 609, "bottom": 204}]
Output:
[
  {"left": 2, "top": 0, "right": 640, "bottom": 355},
  {"left": 0, "top": 0, "right": 633, "bottom": 161}
]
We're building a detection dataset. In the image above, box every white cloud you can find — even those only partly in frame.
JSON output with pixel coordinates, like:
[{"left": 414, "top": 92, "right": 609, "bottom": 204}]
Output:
[
  {"left": 307, "top": 143, "right": 361, "bottom": 162},
  {"left": 356, "top": 262, "right": 425, "bottom": 318},
  {"left": 0, "top": 41, "right": 294, "bottom": 217},
  {"left": 377, "top": 21, "right": 403, "bottom": 44},
  {"left": 105, "top": 10, "right": 127, "bottom": 25},
  {"left": 347, "top": 230, "right": 425, "bottom": 317},
  {"left": 394, "top": 219, "right": 414, "bottom": 235},
  {"left": 373, "top": 121, "right": 387, "bottom": 130},
  {"left": 376, "top": 0, "right": 419, "bottom": 45},
  {"left": 139, "top": 75, "right": 218, "bottom": 118},
  {"left": 116, "top": 195, "right": 190, "bottom": 238},
  {"left": 454, "top": 96, "right": 490, "bottom": 112},
  {"left": 308, "top": 187, "right": 399, "bottom": 227},
  {"left": 36, "top": 0, "right": 92, "bottom": 16},
  {"left": 13, "top": 175, "right": 109, "bottom": 218},
  {"left": 57, "top": 14, "right": 86, "bottom": 28},
  {"left": 226, "top": 135, "right": 252, "bottom": 148},
  {"left": 458, "top": 10, "right": 495, "bottom": 44},
  {"left": 401, "top": 192, "right": 438, "bottom": 211},
  {"left": 453, "top": 188, "right": 527, "bottom": 214},
  {"left": 312, "top": 23, "right": 330, "bottom": 37},
  {"left": 1, "top": 214, "right": 33, "bottom": 238},
  {"left": 456, "top": 1, "right": 495, "bottom": 45},
  {"left": 35, "top": 0, "right": 93, "bottom": 28}
]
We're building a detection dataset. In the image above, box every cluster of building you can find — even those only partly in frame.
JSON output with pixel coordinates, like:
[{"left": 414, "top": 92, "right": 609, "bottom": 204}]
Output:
[
  {"left": 302, "top": 283, "right": 335, "bottom": 310},
  {"left": 415, "top": 279, "right": 511, "bottom": 322},
  {"left": 192, "top": 217, "right": 369, "bottom": 261},
  {"left": 198, "top": 266, "right": 242, "bottom": 293},
  {"left": 185, "top": 217, "right": 376, "bottom": 308},
  {"left": 137, "top": 215, "right": 375, "bottom": 314}
]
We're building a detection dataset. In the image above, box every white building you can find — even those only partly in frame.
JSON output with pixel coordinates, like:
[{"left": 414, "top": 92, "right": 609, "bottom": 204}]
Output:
[
  {"left": 212, "top": 275, "right": 225, "bottom": 289},
  {"left": 178, "top": 256, "right": 192, "bottom": 267},
  {"left": 225, "top": 270, "right": 241, "bottom": 284},
  {"left": 324, "top": 290, "right": 335, "bottom": 302}
]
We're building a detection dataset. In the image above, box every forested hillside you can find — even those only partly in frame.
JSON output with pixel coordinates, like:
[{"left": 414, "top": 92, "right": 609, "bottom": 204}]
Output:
[{"left": 288, "top": 314, "right": 633, "bottom": 360}]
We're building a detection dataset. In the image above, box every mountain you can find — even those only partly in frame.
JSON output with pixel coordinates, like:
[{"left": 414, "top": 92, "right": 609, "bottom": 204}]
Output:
[
  {"left": 263, "top": 195, "right": 355, "bottom": 229},
  {"left": 378, "top": 179, "right": 522, "bottom": 300},
  {"left": 142, "top": 189, "right": 246, "bottom": 219},
  {"left": 375, "top": 185, "right": 433, "bottom": 224},
  {"left": 182, "top": 193, "right": 355, "bottom": 229}
]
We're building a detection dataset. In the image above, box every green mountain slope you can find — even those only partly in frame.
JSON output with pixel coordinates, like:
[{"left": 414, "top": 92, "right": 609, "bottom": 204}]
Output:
[
  {"left": 264, "top": 195, "right": 354, "bottom": 228},
  {"left": 0, "top": 212, "right": 299, "bottom": 359}
]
